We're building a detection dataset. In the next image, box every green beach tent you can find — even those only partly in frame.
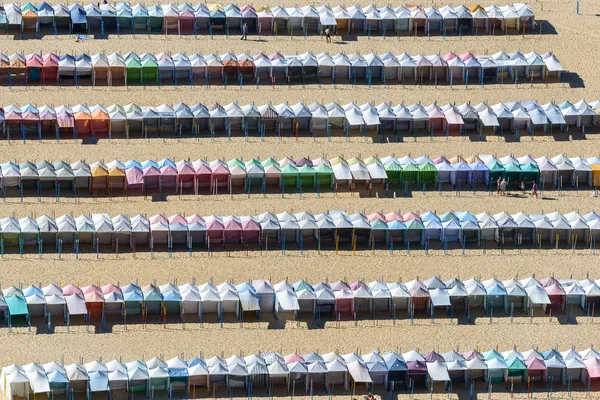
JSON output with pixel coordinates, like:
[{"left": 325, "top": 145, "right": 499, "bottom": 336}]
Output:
[
  {"left": 244, "top": 159, "right": 262, "bottom": 167},
  {"left": 141, "top": 57, "right": 159, "bottom": 84},
  {"left": 520, "top": 163, "right": 540, "bottom": 182},
  {"left": 125, "top": 56, "right": 142, "bottom": 84},
  {"left": 315, "top": 163, "right": 334, "bottom": 187},
  {"left": 438, "top": 212, "right": 458, "bottom": 223},
  {"left": 227, "top": 158, "right": 245, "bottom": 169},
  {"left": 417, "top": 163, "right": 438, "bottom": 183},
  {"left": 486, "top": 161, "right": 506, "bottom": 182},
  {"left": 261, "top": 157, "right": 280, "bottom": 168},
  {"left": 401, "top": 163, "right": 419, "bottom": 183},
  {"left": 506, "top": 358, "right": 527, "bottom": 380},
  {"left": 281, "top": 164, "right": 299, "bottom": 189},
  {"left": 299, "top": 164, "right": 317, "bottom": 189},
  {"left": 503, "top": 162, "right": 522, "bottom": 183},
  {"left": 383, "top": 162, "right": 401, "bottom": 183}
]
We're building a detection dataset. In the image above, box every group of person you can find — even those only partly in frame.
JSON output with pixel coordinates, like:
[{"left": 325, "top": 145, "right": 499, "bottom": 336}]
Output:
[
  {"left": 240, "top": 23, "right": 334, "bottom": 43},
  {"left": 497, "top": 177, "right": 538, "bottom": 198}
]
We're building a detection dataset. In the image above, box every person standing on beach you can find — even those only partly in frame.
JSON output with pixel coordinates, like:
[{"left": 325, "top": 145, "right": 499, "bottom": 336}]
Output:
[
  {"left": 325, "top": 27, "right": 331, "bottom": 43},
  {"left": 520, "top": 180, "right": 525, "bottom": 195},
  {"left": 532, "top": 181, "right": 539, "bottom": 199},
  {"left": 497, "top": 177, "right": 501, "bottom": 195},
  {"left": 241, "top": 23, "right": 248, "bottom": 40},
  {"left": 500, "top": 178, "right": 507, "bottom": 196}
]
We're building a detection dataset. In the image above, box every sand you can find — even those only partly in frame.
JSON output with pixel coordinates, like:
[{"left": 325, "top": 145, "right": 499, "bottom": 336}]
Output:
[{"left": 3, "top": 1, "right": 600, "bottom": 398}]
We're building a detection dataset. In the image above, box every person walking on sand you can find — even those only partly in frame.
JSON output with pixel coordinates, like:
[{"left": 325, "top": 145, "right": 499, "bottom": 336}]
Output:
[
  {"left": 532, "top": 181, "right": 539, "bottom": 199},
  {"left": 500, "top": 178, "right": 507, "bottom": 196},
  {"left": 325, "top": 27, "right": 331, "bottom": 43},
  {"left": 241, "top": 23, "right": 248, "bottom": 40},
  {"left": 520, "top": 180, "right": 525, "bottom": 195},
  {"left": 497, "top": 177, "right": 501, "bottom": 195}
]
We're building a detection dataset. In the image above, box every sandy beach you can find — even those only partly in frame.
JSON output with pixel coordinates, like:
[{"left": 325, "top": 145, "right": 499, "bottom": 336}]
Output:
[{"left": 3, "top": 1, "right": 600, "bottom": 398}]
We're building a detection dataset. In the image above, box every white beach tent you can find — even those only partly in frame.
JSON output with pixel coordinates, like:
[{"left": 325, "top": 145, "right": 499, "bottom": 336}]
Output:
[
  {"left": 65, "top": 293, "right": 88, "bottom": 315},
  {"left": 426, "top": 361, "right": 450, "bottom": 382},
  {"left": 332, "top": 162, "right": 352, "bottom": 186},
  {"left": 65, "top": 364, "right": 89, "bottom": 393},
  {"left": 346, "top": 360, "right": 372, "bottom": 384},
  {"left": 274, "top": 281, "right": 300, "bottom": 318},
  {"left": 1, "top": 366, "right": 29, "bottom": 400}
]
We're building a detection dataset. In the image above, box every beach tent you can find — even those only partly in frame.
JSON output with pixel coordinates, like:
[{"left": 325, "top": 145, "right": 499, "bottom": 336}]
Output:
[
  {"left": 64, "top": 364, "right": 89, "bottom": 393},
  {"left": 1, "top": 366, "right": 30, "bottom": 400},
  {"left": 426, "top": 361, "right": 450, "bottom": 386},
  {"left": 485, "top": 356, "right": 508, "bottom": 383},
  {"left": 6, "top": 294, "right": 28, "bottom": 324},
  {"left": 383, "top": 352, "right": 408, "bottom": 385},
  {"left": 544, "top": 356, "right": 565, "bottom": 384},
  {"left": 65, "top": 293, "right": 87, "bottom": 317},
  {"left": 145, "top": 5, "right": 163, "bottom": 31},
  {"left": 563, "top": 354, "right": 586, "bottom": 383},
  {"left": 131, "top": 4, "right": 149, "bottom": 31}
]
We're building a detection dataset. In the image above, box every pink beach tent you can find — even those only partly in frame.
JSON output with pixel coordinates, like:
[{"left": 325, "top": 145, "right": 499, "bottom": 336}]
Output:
[
  {"left": 42, "top": 53, "right": 59, "bottom": 83},
  {"left": 176, "top": 160, "right": 195, "bottom": 189},
  {"left": 205, "top": 216, "right": 225, "bottom": 243},
  {"left": 101, "top": 283, "right": 122, "bottom": 295},
  {"left": 210, "top": 161, "right": 230, "bottom": 188},
  {"left": 367, "top": 212, "right": 385, "bottom": 222},
  {"left": 62, "top": 283, "right": 83, "bottom": 296},
  {"left": 525, "top": 358, "right": 546, "bottom": 379},
  {"left": 82, "top": 284, "right": 102, "bottom": 295},
  {"left": 224, "top": 218, "right": 242, "bottom": 243},
  {"left": 332, "top": 285, "right": 354, "bottom": 314},
  {"left": 284, "top": 353, "right": 305, "bottom": 364},
  {"left": 178, "top": 9, "right": 195, "bottom": 33},
  {"left": 126, "top": 166, "right": 144, "bottom": 190},
  {"left": 540, "top": 277, "right": 566, "bottom": 310},
  {"left": 241, "top": 219, "right": 261, "bottom": 243},
  {"left": 384, "top": 212, "right": 402, "bottom": 222},
  {"left": 441, "top": 52, "right": 458, "bottom": 62},
  {"left": 584, "top": 358, "right": 600, "bottom": 379},
  {"left": 458, "top": 52, "right": 475, "bottom": 61},
  {"left": 142, "top": 165, "right": 161, "bottom": 189},
  {"left": 193, "top": 160, "right": 212, "bottom": 189},
  {"left": 402, "top": 212, "right": 421, "bottom": 222},
  {"left": 160, "top": 164, "right": 179, "bottom": 189}
]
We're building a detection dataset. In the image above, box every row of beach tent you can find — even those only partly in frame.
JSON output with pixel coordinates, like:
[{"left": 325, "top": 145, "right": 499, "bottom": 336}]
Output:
[
  {"left": 0, "top": 209, "right": 599, "bottom": 249},
  {"left": 0, "top": 274, "right": 598, "bottom": 323},
  {"left": 2, "top": 344, "right": 600, "bottom": 400},
  {"left": 0, "top": 3, "right": 535, "bottom": 35},
  {"left": 0, "top": 98, "right": 591, "bottom": 144},
  {"left": 0, "top": 153, "right": 598, "bottom": 195},
  {"left": 0, "top": 50, "right": 563, "bottom": 86}
]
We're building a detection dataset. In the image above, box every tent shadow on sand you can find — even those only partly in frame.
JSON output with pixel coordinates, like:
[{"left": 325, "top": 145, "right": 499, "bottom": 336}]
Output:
[
  {"left": 536, "top": 19, "right": 557, "bottom": 35},
  {"left": 17, "top": 302, "right": 592, "bottom": 335},
  {"left": 561, "top": 72, "right": 585, "bottom": 89},
  {"left": 8, "top": 18, "right": 559, "bottom": 40}
]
